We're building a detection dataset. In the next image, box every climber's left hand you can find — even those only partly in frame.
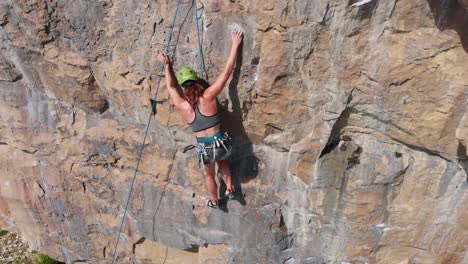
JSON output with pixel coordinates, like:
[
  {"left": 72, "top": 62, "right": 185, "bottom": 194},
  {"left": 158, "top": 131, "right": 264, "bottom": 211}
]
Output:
[{"left": 157, "top": 53, "right": 170, "bottom": 66}]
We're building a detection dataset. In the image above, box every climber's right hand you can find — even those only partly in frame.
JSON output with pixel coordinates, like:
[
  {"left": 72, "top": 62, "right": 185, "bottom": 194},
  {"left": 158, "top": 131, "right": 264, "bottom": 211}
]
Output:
[{"left": 231, "top": 29, "right": 243, "bottom": 48}]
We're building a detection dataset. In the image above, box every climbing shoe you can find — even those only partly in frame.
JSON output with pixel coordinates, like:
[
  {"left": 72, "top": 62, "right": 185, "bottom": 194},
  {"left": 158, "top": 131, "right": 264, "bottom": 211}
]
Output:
[
  {"left": 225, "top": 190, "right": 235, "bottom": 200},
  {"left": 206, "top": 199, "right": 219, "bottom": 208}
]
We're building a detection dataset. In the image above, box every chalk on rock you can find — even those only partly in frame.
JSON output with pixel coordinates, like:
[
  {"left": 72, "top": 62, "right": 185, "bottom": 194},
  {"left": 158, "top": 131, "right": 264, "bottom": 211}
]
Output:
[
  {"left": 229, "top": 23, "right": 244, "bottom": 33},
  {"left": 350, "top": 0, "right": 375, "bottom": 8}
]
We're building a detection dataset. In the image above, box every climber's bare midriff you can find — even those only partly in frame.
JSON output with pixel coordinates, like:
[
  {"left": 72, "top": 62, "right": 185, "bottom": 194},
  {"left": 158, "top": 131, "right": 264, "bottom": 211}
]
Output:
[{"left": 194, "top": 123, "right": 221, "bottom": 138}]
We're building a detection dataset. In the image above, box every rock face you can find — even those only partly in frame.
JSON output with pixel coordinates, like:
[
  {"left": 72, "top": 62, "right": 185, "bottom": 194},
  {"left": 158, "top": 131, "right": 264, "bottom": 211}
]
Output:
[{"left": 0, "top": 0, "right": 467, "bottom": 263}]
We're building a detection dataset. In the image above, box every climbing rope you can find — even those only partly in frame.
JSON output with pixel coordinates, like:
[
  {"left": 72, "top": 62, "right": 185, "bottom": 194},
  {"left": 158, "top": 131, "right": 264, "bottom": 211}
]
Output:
[
  {"left": 111, "top": 0, "right": 182, "bottom": 263},
  {"left": 194, "top": 0, "right": 205, "bottom": 78}
]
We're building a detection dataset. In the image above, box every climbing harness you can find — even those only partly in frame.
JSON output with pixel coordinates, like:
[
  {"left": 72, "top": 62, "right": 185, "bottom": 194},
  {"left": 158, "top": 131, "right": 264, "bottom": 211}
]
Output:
[
  {"left": 196, "top": 131, "right": 231, "bottom": 166},
  {"left": 111, "top": 1, "right": 206, "bottom": 263}
]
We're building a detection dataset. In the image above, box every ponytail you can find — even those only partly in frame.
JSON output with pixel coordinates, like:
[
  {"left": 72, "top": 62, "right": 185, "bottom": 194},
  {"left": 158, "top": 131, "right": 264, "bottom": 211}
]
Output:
[{"left": 183, "top": 82, "right": 205, "bottom": 108}]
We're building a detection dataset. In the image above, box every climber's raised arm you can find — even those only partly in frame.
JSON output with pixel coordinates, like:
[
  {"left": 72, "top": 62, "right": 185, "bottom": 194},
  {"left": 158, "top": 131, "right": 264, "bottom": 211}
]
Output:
[
  {"left": 158, "top": 53, "right": 187, "bottom": 108},
  {"left": 203, "top": 29, "right": 243, "bottom": 100}
]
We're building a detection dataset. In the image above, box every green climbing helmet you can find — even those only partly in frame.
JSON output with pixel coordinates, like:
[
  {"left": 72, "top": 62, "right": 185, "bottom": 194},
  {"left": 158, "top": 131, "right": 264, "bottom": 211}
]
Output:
[{"left": 177, "top": 66, "right": 198, "bottom": 86}]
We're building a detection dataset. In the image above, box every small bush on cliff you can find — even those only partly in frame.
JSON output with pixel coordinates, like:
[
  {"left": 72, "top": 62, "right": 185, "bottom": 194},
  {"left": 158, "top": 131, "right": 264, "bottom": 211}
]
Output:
[
  {"left": 34, "top": 253, "right": 60, "bottom": 264},
  {"left": 0, "top": 230, "right": 8, "bottom": 236}
]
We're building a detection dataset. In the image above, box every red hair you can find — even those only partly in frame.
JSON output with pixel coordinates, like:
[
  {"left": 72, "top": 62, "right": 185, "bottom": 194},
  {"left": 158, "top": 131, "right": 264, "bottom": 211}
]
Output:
[{"left": 183, "top": 82, "right": 205, "bottom": 108}]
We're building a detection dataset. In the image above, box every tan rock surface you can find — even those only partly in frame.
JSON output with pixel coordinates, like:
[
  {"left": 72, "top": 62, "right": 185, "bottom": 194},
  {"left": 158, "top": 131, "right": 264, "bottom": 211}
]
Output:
[{"left": 0, "top": 0, "right": 467, "bottom": 263}]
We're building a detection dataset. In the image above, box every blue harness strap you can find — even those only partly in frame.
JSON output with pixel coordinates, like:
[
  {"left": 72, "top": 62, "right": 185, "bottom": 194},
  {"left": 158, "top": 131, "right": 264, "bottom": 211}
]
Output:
[{"left": 196, "top": 130, "right": 225, "bottom": 143}]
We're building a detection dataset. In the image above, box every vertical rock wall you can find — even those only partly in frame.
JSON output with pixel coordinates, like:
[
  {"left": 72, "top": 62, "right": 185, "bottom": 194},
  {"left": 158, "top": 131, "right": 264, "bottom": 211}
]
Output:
[{"left": 0, "top": 0, "right": 467, "bottom": 263}]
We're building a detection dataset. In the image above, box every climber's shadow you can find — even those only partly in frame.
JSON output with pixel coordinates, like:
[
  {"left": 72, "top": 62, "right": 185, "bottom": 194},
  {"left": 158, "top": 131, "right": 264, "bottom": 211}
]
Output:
[
  {"left": 220, "top": 42, "right": 258, "bottom": 206},
  {"left": 426, "top": 0, "right": 468, "bottom": 53}
]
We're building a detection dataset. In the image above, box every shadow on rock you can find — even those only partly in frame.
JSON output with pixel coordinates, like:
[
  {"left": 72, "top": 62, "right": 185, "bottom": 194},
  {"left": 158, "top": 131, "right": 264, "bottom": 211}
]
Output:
[
  {"left": 217, "top": 198, "right": 229, "bottom": 213},
  {"left": 219, "top": 42, "right": 259, "bottom": 205},
  {"left": 426, "top": 0, "right": 468, "bottom": 53},
  {"left": 457, "top": 142, "right": 468, "bottom": 182}
]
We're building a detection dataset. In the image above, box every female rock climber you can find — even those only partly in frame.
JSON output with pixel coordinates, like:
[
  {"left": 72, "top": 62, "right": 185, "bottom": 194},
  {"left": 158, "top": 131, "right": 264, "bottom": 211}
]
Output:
[{"left": 157, "top": 29, "right": 243, "bottom": 208}]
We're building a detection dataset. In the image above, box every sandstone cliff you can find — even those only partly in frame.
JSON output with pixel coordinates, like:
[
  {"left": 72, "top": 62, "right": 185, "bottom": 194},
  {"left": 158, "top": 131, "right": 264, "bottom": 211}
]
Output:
[{"left": 0, "top": 0, "right": 467, "bottom": 263}]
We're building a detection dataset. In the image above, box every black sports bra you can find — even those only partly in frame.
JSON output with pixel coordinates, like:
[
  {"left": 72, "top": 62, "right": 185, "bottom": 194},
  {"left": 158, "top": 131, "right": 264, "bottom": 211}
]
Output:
[{"left": 188, "top": 106, "right": 220, "bottom": 132}]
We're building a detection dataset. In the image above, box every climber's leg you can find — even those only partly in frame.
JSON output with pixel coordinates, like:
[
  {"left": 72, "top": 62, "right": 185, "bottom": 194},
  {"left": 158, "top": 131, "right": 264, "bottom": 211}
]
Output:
[
  {"left": 217, "top": 160, "right": 235, "bottom": 199},
  {"left": 204, "top": 163, "right": 219, "bottom": 204}
]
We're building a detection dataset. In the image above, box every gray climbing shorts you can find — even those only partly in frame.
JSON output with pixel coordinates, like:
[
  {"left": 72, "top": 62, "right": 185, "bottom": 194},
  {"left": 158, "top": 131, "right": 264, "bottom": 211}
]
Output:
[{"left": 196, "top": 131, "right": 232, "bottom": 165}]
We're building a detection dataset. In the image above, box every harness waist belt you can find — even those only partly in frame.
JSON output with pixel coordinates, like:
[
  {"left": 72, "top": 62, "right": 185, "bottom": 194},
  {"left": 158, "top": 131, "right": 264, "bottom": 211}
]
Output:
[{"left": 196, "top": 130, "right": 225, "bottom": 143}]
